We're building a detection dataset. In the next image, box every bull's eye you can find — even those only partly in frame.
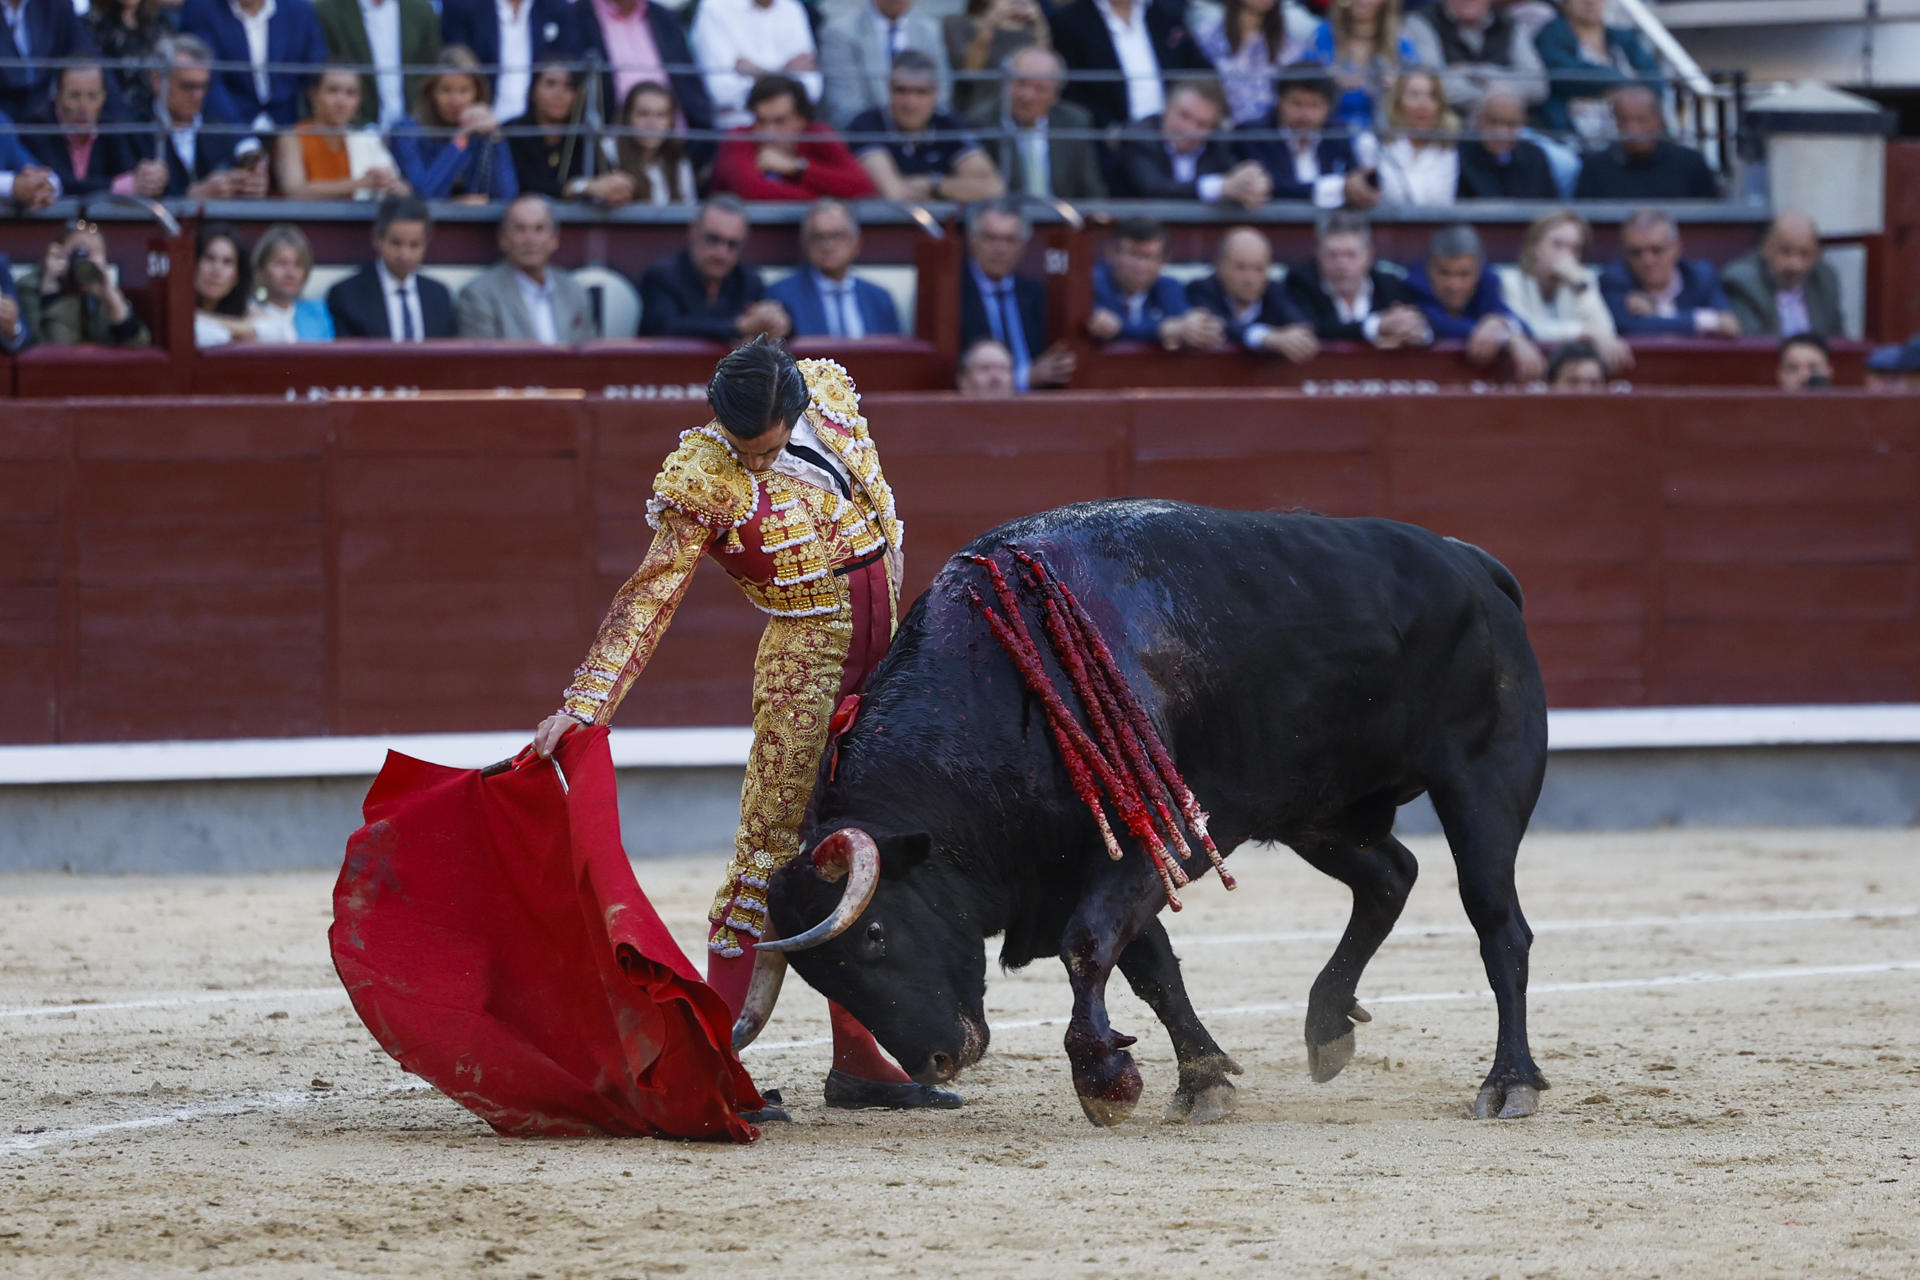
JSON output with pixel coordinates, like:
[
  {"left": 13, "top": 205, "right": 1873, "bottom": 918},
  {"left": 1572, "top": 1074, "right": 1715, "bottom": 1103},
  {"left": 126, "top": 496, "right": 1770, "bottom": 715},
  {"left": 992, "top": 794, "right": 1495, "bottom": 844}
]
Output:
[{"left": 863, "top": 920, "right": 886, "bottom": 958}]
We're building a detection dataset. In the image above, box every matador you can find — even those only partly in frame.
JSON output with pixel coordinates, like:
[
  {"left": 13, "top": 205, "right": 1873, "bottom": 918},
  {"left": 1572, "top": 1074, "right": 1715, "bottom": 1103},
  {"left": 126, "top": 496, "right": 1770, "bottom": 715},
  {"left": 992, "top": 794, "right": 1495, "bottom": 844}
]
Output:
[{"left": 534, "top": 338, "right": 959, "bottom": 1112}]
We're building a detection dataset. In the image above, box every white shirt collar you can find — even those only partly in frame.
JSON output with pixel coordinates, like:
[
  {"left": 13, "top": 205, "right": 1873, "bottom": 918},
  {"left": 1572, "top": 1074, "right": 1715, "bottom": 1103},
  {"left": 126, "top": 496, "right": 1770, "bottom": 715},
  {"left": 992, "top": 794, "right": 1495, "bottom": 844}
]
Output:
[{"left": 376, "top": 260, "right": 415, "bottom": 293}]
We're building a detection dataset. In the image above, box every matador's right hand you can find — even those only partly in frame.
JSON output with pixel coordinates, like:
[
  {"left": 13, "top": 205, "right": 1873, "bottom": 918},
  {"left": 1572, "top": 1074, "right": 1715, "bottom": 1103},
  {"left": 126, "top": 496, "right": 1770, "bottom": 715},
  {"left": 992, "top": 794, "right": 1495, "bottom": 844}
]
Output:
[{"left": 533, "top": 712, "right": 586, "bottom": 759}]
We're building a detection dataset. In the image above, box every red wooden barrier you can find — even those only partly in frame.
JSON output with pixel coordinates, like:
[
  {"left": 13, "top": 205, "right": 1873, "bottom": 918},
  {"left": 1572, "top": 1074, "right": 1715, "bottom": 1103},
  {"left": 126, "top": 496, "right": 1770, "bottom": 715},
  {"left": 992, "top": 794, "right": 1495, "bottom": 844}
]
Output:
[{"left": 2, "top": 390, "right": 1913, "bottom": 744}]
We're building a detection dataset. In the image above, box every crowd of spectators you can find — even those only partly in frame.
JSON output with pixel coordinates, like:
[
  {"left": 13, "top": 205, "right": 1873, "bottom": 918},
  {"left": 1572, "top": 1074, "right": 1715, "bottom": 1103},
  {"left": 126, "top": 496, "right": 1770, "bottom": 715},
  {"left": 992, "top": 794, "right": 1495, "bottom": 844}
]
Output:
[{"left": 0, "top": 0, "right": 1736, "bottom": 213}]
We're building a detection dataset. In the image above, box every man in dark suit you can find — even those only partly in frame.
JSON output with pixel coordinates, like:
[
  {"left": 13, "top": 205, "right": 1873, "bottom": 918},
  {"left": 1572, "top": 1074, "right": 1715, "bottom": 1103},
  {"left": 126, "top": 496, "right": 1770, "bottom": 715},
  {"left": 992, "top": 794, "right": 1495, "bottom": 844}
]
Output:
[
  {"left": 178, "top": 0, "right": 330, "bottom": 130},
  {"left": 1046, "top": 0, "right": 1210, "bottom": 130},
  {"left": 0, "top": 0, "right": 99, "bottom": 122},
  {"left": 1114, "top": 79, "right": 1269, "bottom": 206},
  {"left": 1235, "top": 65, "right": 1376, "bottom": 209},
  {"left": 148, "top": 35, "right": 268, "bottom": 199},
  {"left": 315, "top": 0, "right": 441, "bottom": 127},
  {"left": 1, "top": 106, "right": 59, "bottom": 206},
  {"left": 574, "top": 0, "right": 714, "bottom": 163},
  {"left": 1184, "top": 225, "right": 1318, "bottom": 361},
  {"left": 1573, "top": 84, "right": 1719, "bottom": 201},
  {"left": 1456, "top": 89, "right": 1557, "bottom": 200},
  {"left": 767, "top": 200, "right": 902, "bottom": 339},
  {"left": 967, "top": 46, "right": 1105, "bottom": 201},
  {"left": 639, "top": 195, "right": 792, "bottom": 342},
  {"left": 1404, "top": 223, "right": 1545, "bottom": 379},
  {"left": 1599, "top": 207, "right": 1741, "bottom": 338},
  {"left": 21, "top": 64, "right": 154, "bottom": 196},
  {"left": 1086, "top": 216, "right": 1219, "bottom": 349},
  {"left": 959, "top": 196, "right": 1074, "bottom": 391},
  {"left": 1721, "top": 210, "right": 1845, "bottom": 339},
  {"left": 1283, "top": 211, "right": 1432, "bottom": 347},
  {"left": 327, "top": 195, "right": 456, "bottom": 341}
]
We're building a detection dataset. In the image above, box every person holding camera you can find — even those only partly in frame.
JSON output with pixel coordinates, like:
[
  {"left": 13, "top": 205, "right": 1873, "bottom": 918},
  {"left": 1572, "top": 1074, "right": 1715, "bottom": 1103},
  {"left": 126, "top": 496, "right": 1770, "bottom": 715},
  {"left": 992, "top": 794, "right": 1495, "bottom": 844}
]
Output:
[{"left": 17, "top": 221, "right": 152, "bottom": 348}]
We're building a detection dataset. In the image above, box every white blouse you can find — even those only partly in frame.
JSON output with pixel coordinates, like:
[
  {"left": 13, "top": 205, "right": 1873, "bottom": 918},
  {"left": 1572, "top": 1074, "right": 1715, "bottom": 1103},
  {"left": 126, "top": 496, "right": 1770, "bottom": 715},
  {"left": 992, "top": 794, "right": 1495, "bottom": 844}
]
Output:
[
  {"left": 1376, "top": 137, "right": 1459, "bottom": 206},
  {"left": 1500, "top": 267, "right": 1619, "bottom": 343}
]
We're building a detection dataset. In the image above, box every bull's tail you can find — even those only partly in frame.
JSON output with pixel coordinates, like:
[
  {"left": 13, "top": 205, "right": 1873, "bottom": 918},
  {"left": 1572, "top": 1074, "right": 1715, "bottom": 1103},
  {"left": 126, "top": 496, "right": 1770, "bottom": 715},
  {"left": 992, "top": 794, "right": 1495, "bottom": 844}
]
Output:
[{"left": 1446, "top": 537, "right": 1524, "bottom": 613}]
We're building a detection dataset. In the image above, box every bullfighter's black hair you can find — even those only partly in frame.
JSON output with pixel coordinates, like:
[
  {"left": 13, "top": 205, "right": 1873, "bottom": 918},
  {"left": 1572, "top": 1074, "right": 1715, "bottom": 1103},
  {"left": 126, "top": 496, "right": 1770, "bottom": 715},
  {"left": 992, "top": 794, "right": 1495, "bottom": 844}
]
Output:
[{"left": 707, "top": 335, "right": 808, "bottom": 441}]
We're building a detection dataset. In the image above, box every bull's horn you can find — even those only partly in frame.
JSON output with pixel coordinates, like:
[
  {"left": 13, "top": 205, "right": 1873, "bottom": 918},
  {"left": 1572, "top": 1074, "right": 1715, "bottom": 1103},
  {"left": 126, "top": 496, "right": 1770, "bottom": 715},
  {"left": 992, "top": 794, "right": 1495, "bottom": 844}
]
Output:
[
  {"left": 730, "top": 949, "right": 786, "bottom": 1051},
  {"left": 753, "top": 828, "right": 881, "bottom": 954}
]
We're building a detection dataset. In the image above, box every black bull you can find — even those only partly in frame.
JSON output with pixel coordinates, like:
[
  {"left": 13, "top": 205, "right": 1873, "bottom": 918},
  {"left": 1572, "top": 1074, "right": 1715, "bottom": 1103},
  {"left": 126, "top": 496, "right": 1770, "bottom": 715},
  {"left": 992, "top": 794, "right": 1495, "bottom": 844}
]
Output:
[{"left": 765, "top": 500, "right": 1550, "bottom": 1124}]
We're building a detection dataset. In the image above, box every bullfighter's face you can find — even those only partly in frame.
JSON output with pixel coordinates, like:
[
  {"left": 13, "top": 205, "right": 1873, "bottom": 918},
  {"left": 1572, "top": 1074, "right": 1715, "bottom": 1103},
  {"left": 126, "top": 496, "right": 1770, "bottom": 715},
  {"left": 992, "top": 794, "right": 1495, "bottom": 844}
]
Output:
[{"left": 767, "top": 834, "right": 990, "bottom": 1085}]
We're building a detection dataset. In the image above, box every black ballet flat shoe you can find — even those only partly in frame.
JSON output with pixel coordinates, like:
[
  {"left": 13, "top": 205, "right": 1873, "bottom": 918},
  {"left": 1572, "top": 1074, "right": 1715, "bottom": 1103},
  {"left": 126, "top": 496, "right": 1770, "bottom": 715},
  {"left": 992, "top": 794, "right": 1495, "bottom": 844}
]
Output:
[
  {"left": 740, "top": 1087, "right": 790, "bottom": 1124},
  {"left": 822, "top": 1069, "right": 963, "bottom": 1110}
]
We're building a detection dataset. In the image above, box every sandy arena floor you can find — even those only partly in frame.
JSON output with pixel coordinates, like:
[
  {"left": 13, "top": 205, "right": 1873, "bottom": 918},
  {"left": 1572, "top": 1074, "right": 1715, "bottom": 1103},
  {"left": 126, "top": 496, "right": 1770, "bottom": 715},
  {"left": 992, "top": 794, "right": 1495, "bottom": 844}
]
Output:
[{"left": 2, "top": 829, "right": 1917, "bottom": 1279}]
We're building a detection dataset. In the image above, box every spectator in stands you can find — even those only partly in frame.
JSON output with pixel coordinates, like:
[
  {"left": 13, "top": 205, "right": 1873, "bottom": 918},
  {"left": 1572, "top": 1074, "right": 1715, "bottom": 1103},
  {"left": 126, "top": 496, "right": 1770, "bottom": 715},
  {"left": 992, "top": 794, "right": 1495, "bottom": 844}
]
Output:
[
  {"left": 638, "top": 195, "right": 792, "bottom": 341},
  {"left": 0, "top": 108, "right": 59, "bottom": 207},
  {"left": 1087, "top": 216, "right": 1224, "bottom": 350},
  {"left": 1573, "top": 85, "right": 1717, "bottom": 201},
  {"left": 1599, "top": 207, "right": 1740, "bottom": 338},
  {"left": 193, "top": 222, "right": 255, "bottom": 348},
  {"left": 849, "top": 51, "right": 1004, "bottom": 202},
  {"left": 249, "top": 223, "right": 336, "bottom": 343},
  {"left": 505, "top": 62, "right": 593, "bottom": 199},
  {"left": 0, "top": 0, "right": 99, "bottom": 123},
  {"left": 821, "top": 0, "right": 951, "bottom": 128},
  {"left": 694, "top": 0, "right": 823, "bottom": 131},
  {"left": 1197, "top": 0, "right": 1310, "bottom": 127},
  {"left": 1864, "top": 340, "right": 1920, "bottom": 392},
  {"left": 1375, "top": 68, "right": 1457, "bottom": 204},
  {"left": 712, "top": 74, "right": 878, "bottom": 201},
  {"left": 0, "top": 253, "right": 24, "bottom": 353},
  {"left": 1776, "top": 333, "right": 1832, "bottom": 393},
  {"left": 457, "top": 195, "right": 596, "bottom": 344},
  {"left": 148, "top": 35, "right": 272, "bottom": 200},
  {"left": 315, "top": 0, "right": 441, "bottom": 129},
  {"left": 1722, "top": 211, "right": 1843, "bottom": 340},
  {"left": 594, "top": 80, "right": 697, "bottom": 206},
  {"left": 276, "top": 64, "right": 408, "bottom": 199},
  {"left": 1455, "top": 87, "right": 1555, "bottom": 199},
  {"left": 1302, "top": 0, "right": 1419, "bottom": 132},
  {"left": 327, "top": 194, "right": 456, "bottom": 340},
  {"left": 179, "top": 0, "right": 330, "bottom": 131},
  {"left": 1546, "top": 338, "right": 1606, "bottom": 392},
  {"left": 943, "top": 0, "right": 1049, "bottom": 121},
  {"left": 574, "top": 0, "right": 714, "bottom": 166},
  {"left": 1403, "top": 0, "right": 1544, "bottom": 121},
  {"left": 1185, "top": 225, "right": 1320, "bottom": 362},
  {"left": 1534, "top": 0, "right": 1658, "bottom": 142},
  {"left": 390, "top": 46, "right": 517, "bottom": 201},
  {"left": 1116, "top": 79, "right": 1271, "bottom": 207},
  {"left": 768, "top": 200, "right": 903, "bottom": 339},
  {"left": 957, "top": 337, "right": 1016, "bottom": 394},
  {"left": 961, "top": 195, "right": 1074, "bottom": 389},
  {"left": 1283, "top": 210, "right": 1430, "bottom": 347},
  {"left": 22, "top": 64, "right": 154, "bottom": 197},
  {"left": 88, "top": 0, "right": 170, "bottom": 121},
  {"left": 1047, "top": 0, "right": 1212, "bottom": 130},
  {"left": 1235, "top": 65, "right": 1377, "bottom": 209},
  {"left": 1501, "top": 209, "right": 1630, "bottom": 370},
  {"left": 16, "top": 218, "right": 150, "bottom": 347},
  {"left": 1406, "top": 223, "right": 1544, "bottom": 379},
  {"left": 970, "top": 46, "right": 1106, "bottom": 201},
  {"left": 439, "top": 0, "right": 574, "bottom": 129}
]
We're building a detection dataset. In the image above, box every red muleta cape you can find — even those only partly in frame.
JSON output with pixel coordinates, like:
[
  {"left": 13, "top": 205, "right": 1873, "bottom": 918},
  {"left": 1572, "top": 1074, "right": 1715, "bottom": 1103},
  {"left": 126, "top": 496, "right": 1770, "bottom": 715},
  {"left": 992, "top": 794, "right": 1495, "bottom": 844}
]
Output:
[{"left": 329, "top": 727, "right": 764, "bottom": 1142}]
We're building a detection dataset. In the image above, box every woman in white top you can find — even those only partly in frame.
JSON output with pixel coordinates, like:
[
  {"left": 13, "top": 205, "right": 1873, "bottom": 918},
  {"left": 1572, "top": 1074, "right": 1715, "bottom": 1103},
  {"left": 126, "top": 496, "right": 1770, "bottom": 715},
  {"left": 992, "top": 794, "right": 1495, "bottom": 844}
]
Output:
[
  {"left": 1376, "top": 69, "right": 1458, "bottom": 206},
  {"left": 1501, "top": 209, "right": 1634, "bottom": 371},
  {"left": 193, "top": 222, "right": 254, "bottom": 349},
  {"left": 592, "top": 81, "right": 699, "bottom": 207},
  {"left": 248, "top": 224, "right": 336, "bottom": 344}
]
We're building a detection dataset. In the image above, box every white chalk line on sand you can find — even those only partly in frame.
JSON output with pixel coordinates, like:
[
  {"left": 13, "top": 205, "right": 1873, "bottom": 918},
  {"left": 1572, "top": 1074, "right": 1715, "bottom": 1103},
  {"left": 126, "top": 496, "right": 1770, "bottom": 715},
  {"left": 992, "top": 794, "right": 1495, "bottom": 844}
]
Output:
[
  {"left": 4, "top": 903, "right": 1913, "bottom": 1023},
  {"left": 9, "top": 955, "right": 1916, "bottom": 1155}
]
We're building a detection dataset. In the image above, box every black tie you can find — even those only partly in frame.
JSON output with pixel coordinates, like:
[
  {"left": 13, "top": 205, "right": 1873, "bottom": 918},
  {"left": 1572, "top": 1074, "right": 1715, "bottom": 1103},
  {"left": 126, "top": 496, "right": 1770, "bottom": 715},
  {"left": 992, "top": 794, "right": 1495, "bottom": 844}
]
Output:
[{"left": 397, "top": 286, "right": 415, "bottom": 341}]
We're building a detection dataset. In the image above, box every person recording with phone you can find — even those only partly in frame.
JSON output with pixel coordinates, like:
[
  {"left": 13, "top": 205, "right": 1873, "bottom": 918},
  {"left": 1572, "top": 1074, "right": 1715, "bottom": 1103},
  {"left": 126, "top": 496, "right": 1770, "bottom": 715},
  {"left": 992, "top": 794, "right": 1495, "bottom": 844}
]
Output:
[{"left": 16, "top": 220, "right": 152, "bottom": 348}]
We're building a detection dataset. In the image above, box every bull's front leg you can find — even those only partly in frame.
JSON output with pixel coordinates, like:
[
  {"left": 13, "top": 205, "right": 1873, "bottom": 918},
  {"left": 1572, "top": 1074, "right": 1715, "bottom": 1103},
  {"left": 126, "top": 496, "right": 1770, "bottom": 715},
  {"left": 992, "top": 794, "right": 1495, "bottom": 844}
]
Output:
[{"left": 1059, "top": 867, "right": 1160, "bottom": 1127}]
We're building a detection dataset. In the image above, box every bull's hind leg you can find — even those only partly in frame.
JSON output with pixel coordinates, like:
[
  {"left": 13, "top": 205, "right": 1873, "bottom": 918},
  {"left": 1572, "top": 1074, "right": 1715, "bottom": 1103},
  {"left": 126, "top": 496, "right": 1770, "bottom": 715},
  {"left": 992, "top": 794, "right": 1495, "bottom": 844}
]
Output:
[
  {"left": 1430, "top": 745, "right": 1548, "bottom": 1120},
  {"left": 1117, "top": 919, "right": 1242, "bottom": 1123},
  {"left": 1291, "top": 814, "right": 1420, "bottom": 1084}
]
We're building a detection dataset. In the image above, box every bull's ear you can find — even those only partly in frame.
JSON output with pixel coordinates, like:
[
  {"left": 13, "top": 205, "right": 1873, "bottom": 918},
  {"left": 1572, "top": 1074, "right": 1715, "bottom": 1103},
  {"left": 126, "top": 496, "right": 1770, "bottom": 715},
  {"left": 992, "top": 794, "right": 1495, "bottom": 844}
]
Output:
[{"left": 878, "top": 831, "right": 932, "bottom": 879}]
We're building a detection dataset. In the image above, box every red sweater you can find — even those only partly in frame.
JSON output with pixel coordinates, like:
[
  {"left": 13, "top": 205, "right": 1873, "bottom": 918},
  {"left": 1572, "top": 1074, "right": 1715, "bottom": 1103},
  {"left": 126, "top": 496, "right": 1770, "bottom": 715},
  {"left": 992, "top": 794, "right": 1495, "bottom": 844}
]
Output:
[{"left": 711, "top": 123, "right": 878, "bottom": 201}]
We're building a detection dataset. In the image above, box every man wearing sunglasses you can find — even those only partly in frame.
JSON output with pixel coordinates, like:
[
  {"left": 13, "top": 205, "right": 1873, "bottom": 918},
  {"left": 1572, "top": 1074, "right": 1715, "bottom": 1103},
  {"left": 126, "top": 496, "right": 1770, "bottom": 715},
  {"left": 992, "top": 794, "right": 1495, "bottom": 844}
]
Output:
[{"left": 638, "top": 194, "right": 792, "bottom": 342}]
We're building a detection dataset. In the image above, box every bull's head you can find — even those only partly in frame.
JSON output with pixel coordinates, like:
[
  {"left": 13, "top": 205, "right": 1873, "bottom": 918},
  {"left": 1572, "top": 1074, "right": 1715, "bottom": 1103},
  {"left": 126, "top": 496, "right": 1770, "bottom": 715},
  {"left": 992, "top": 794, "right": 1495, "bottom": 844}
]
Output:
[{"left": 735, "top": 828, "right": 989, "bottom": 1085}]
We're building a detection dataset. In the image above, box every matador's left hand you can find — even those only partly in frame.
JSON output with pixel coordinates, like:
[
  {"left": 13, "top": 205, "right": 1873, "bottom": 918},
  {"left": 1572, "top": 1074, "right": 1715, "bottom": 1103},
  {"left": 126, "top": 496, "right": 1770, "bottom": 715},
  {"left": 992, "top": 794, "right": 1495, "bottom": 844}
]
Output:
[{"left": 533, "top": 712, "right": 585, "bottom": 759}]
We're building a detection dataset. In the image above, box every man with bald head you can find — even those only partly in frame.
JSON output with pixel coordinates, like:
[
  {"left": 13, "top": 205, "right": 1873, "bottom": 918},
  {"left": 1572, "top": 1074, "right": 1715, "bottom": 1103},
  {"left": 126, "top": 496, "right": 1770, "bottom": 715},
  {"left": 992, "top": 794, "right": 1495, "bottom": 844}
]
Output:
[
  {"left": 1184, "top": 227, "right": 1318, "bottom": 363},
  {"left": 968, "top": 46, "right": 1106, "bottom": 200},
  {"left": 1722, "top": 210, "right": 1844, "bottom": 339},
  {"left": 1456, "top": 89, "right": 1556, "bottom": 200},
  {"left": 1573, "top": 84, "right": 1718, "bottom": 200}
]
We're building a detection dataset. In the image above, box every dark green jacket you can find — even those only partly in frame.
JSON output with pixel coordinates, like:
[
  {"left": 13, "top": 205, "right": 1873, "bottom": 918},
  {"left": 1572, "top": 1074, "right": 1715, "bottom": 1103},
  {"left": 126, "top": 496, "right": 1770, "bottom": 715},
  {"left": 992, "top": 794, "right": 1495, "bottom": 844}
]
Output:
[{"left": 17, "top": 268, "right": 152, "bottom": 348}]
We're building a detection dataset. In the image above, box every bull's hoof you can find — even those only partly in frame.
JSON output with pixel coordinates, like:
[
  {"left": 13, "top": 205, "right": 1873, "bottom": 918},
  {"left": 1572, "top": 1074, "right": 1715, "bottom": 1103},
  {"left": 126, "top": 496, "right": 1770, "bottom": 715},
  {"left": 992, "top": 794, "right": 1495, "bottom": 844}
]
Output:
[
  {"left": 1306, "top": 1029, "right": 1355, "bottom": 1083},
  {"left": 1166, "top": 1080, "right": 1237, "bottom": 1124},
  {"left": 1073, "top": 1056, "right": 1143, "bottom": 1128},
  {"left": 1471, "top": 1082, "right": 1541, "bottom": 1120}
]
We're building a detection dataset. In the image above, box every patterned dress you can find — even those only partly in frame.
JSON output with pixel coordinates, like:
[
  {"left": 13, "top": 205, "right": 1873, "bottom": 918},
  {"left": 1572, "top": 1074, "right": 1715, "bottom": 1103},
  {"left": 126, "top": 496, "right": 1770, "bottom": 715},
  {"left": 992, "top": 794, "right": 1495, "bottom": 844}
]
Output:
[{"left": 558, "top": 360, "right": 904, "bottom": 958}]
